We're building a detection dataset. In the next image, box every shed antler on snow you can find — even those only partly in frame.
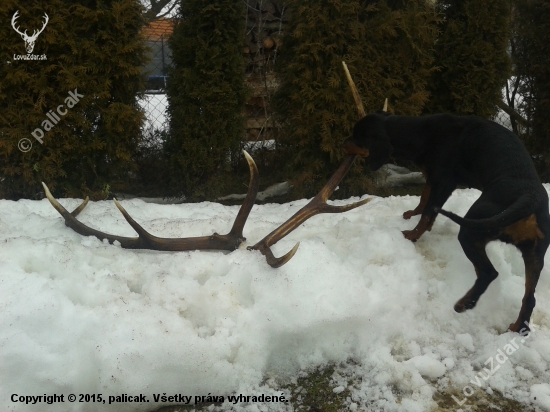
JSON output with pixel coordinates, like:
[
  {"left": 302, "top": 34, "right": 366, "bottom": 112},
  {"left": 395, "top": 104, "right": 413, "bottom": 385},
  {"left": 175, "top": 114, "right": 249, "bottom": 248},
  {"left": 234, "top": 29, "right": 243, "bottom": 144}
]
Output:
[
  {"left": 43, "top": 63, "right": 374, "bottom": 267},
  {"left": 246, "top": 62, "right": 374, "bottom": 267},
  {"left": 43, "top": 151, "right": 259, "bottom": 252}
]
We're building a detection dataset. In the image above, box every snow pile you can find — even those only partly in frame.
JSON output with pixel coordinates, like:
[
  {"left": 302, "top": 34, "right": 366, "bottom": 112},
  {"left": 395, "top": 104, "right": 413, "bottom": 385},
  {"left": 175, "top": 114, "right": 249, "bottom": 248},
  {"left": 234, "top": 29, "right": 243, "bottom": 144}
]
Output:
[
  {"left": 1, "top": 188, "right": 550, "bottom": 411},
  {"left": 373, "top": 164, "right": 426, "bottom": 187}
]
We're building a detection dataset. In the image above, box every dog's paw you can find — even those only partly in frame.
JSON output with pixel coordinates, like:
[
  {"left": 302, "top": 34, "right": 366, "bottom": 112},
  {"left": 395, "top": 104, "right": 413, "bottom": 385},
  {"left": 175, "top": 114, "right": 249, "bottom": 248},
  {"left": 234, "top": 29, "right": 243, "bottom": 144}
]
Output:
[
  {"left": 454, "top": 299, "right": 477, "bottom": 313},
  {"left": 508, "top": 321, "right": 530, "bottom": 334},
  {"left": 402, "top": 229, "right": 420, "bottom": 242},
  {"left": 403, "top": 210, "right": 417, "bottom": 220}
]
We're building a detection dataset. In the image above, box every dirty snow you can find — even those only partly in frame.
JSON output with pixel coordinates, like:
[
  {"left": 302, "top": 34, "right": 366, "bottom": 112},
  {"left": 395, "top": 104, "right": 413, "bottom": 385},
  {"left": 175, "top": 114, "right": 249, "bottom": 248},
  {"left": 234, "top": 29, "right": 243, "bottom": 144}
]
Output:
[{"left": 1, "top": 187, "right": 550, "bottom": 411}]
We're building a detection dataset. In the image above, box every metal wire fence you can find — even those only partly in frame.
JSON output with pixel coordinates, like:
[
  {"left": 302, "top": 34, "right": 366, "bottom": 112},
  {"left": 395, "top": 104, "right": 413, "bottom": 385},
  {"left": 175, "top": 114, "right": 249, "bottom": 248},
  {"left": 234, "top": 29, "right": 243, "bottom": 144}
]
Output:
[
  {"left": 493, "top": 76, "right": 529, "bottom": 136},
  {"left": 243, "top": 0, "right": 286, "bottom": 147},
  {"left": 139, "top": 1, "right": 287, "bottom": 148},
  {"left": 140, "top": 18, "right": 173, "bottom": 140},
  {"left": 139, "top": 5, "right": 529, "bottom": 150}
]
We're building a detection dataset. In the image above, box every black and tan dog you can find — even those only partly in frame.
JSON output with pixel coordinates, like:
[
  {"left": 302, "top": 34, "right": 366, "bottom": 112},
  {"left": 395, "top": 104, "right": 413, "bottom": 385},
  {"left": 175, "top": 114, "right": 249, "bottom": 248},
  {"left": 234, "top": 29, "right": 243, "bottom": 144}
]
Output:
[{"left": 343, "top": 111, "right": 550, "bottom": 333}]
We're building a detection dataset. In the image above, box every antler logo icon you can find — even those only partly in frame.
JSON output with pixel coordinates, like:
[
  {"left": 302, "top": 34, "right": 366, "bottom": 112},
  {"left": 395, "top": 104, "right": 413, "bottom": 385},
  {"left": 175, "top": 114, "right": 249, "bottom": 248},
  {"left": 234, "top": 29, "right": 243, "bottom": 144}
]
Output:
[{"left": 11, "top": 10, "right": 49, "bottom": 54}]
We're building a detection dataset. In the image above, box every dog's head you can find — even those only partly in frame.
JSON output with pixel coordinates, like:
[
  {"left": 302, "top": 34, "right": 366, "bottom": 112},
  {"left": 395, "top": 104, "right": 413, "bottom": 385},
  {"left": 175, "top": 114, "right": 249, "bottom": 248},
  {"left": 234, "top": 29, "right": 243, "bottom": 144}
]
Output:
[{"left": 343, "top": 113, "right": 393, "bottom": 171}]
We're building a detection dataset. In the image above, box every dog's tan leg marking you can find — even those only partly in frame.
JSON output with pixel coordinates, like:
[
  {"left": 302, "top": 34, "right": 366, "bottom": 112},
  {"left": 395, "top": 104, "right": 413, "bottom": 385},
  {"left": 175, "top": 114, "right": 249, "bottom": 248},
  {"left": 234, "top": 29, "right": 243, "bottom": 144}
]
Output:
[
  {"left": 402, "top": 215, "right": 434, "bottom": 241},
  {"left": 509, "top": 252, "right": 540, "bottom": 333},
  {"left": 403, "top": 184, "right": 431, "bottom": 220},
  {"left": 403, "top": 169, "right": 429, "bottom": 220},
  {"left": 501, "top": 214, "right": 544, "bottom": 244}
]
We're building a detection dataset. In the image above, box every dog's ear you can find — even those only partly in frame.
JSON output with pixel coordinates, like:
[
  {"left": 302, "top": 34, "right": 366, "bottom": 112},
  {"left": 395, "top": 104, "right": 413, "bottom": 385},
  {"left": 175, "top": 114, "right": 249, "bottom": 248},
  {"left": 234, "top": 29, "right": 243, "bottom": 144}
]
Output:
[{"left": 368, "top": 132, "right": 393, "bottom": 171}]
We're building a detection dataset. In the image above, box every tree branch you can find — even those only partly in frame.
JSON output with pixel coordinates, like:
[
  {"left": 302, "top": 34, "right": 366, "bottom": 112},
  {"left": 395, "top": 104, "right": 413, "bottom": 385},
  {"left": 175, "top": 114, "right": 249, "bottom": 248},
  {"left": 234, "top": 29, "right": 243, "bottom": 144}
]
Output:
[
  {"left": 496, "top": 100, "right": 530, "bottom": 127},
  {"left": 143, "top": 0, "right": 177, "bottom": 23}
]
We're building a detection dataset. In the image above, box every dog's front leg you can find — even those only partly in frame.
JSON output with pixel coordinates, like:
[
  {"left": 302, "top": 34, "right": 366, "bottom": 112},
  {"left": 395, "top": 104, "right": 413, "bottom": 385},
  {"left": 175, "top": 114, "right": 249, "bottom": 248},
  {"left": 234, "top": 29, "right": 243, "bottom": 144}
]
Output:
[
  {"left": 404, "top": 169, "right": 429, "bottom": 220},
  {"left": 402, "top": 214, "right": 436, "bottom": 241},
  {"left": 403, "top": 184, "right": 430, "bottom": 220},
  {"left": 402, "top": 179, "right": 455, "bottom": 242}
]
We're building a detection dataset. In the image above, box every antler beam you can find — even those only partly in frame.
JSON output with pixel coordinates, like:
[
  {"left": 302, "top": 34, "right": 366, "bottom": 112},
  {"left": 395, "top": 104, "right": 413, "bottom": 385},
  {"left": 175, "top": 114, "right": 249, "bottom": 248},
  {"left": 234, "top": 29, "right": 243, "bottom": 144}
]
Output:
[
  {"left": 43, "top": 151, "right": 259, "bottom": 252},
  {"left": 248, "top": 155, "right": 371, "bottom": 267},
  {"left": 247, "top": 62, "right": 373, "bottom": 268},
  {"left": 44, "top": 63, "right": 375, "bottom": 267}
]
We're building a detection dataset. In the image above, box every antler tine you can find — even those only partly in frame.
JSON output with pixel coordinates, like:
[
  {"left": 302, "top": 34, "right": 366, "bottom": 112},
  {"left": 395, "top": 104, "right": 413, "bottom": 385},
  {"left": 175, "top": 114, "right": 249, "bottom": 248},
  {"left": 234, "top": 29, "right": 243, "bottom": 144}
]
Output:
[
  {"left": 248, "top": 61, "right": 373, "bottom": 268},
  {"left": 229, "top": 150, "right": 259, "bottom": 238},
  {"left": 36, "top": 13, "right": 49, "bottom": 36},
  {"left": 43, "top": 182, "right": 145, "bottom": 248},
  {"left": 71, "top": 196, "right": 89, "bottom": 217},
  {"left": 42, "top": 181, "right": 89, "bottom": 218},
  {"left": 342, "top": 61, "right": 366, "bottom": 117},
  {"left": 259, "top": 242, "right": 300, "bottom": 269},
  {"left": 43, "top": 150, "right": 260, "bottom": 252},
  {"left": 11, "top": 11, "right": 26, "bottom": 37},
  {"left": 248, "top": 155, "right": 371, "bottom": 267}
]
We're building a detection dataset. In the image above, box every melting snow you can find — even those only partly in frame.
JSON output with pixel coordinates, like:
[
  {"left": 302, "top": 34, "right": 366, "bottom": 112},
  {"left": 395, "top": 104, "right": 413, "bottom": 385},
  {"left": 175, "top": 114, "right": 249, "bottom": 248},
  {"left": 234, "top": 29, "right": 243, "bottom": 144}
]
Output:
[{"left": 1, "top": 187, "right": 550, "bottom": 411}]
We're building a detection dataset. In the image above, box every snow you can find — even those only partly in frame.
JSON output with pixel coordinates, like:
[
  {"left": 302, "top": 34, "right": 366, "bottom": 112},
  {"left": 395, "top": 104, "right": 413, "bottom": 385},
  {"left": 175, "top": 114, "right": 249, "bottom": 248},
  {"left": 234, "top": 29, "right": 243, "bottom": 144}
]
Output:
[
  {"left": 1, "top": 187, "right": 550, "bottom": 411},
  {"left": 139, "top": 94, "right": 168, "bottom": 131},
  {"left": 373, "top": 164, "right": 426, "bottom": 187}
]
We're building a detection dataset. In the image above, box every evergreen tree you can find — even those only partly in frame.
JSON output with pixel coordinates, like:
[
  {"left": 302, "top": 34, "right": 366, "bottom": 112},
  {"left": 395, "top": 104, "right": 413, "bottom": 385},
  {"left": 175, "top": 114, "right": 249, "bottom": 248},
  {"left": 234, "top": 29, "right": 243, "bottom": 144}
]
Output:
[
  {"left": 273, "top": 0, "right": 440, "bottom": 198},
  {"left": 426, "top": 0, "right": 511, "bottom": 118},
  {"left": 512, "top": 0, "right": 550, "bottom": 174},
  {"left": 166, "top": 0, "right": 248, "bottom": 200},
  {"left": 0, "top": 0, "right": 147, "bottom": 199}
]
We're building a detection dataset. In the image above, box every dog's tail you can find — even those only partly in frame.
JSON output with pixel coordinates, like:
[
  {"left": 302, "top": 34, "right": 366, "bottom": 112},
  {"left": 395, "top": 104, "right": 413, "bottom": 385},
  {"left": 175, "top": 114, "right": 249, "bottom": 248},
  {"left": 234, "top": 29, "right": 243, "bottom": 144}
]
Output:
[{"left": 435, "top": 193, "right": 541, "bottom": 232}]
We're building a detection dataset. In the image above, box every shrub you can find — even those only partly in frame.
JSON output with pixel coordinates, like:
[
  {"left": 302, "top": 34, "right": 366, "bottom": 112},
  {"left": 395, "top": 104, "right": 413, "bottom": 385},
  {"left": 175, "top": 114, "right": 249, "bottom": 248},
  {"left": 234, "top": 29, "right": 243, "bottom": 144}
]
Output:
[
  {"left": 165, "top": 0, "right": 248, "bottom": 200},
  {"left": 0, "top": 0, "right": 147, "bottom": 199},
  {"left": 273, "top": 0, "right": 440, "bottom": 198}
]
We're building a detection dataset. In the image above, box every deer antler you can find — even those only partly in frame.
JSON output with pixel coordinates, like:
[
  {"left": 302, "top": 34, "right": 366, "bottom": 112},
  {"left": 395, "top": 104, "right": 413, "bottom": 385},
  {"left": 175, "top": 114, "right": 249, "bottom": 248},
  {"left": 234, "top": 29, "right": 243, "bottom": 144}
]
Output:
[
  {"left": 11, "top": 11, "right": 27, "bottom": 37},
  {"left": 12, "top": 11, "right": 49, "bottom": 39},
  {"left": 33, "top": 13, "right": 49, "bottom": 38},
  {"left": 44, "top": 65, "right": 375, "bottom": 266},
  {"left": 247, "top": 62, "right": 372, "bottom": 268},
  {"left": 43, "top": 151, "right": 259, "bottom": 252},
  {"left": 248, "top": 155, "right": 371, "bottom": 267}
]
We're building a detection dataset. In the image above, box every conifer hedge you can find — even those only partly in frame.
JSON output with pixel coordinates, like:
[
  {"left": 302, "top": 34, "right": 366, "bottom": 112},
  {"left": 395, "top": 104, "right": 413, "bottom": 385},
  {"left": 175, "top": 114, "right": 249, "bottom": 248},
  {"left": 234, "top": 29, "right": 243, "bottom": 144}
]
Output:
[
  {"left": 0, "top": 0, "right": 147, "bottom": 199},
  {"left": 426, "top": 0, "right": 511, "bottom": 118},
  {"left": 273, "top": 0, "right": 440, "bottom": 198},
  {"left": 512, "top": 0, "right": 550, "bottom": 173},
  {"left": 165, "top": 0, "right": 248, "bottom": 200}
]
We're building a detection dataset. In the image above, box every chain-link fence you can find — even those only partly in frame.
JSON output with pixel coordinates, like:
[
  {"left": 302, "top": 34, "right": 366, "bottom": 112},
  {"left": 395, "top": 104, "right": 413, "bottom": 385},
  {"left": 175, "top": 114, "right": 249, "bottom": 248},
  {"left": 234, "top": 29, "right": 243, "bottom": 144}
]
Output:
[
  {"left": 493, "top": 76, "right": 530, "bottom": 136},
  {"left": 139, "top": 1, "right": 288, "bottom": 151},
  {"left": 140, "top": 17, "right": 173, "bottom": 143},
  {"left": 139, "top": 4, "right": 532, "bottom": 151},
  {"left": 243, "top": 0, "right": 287, "bottom": 149}
]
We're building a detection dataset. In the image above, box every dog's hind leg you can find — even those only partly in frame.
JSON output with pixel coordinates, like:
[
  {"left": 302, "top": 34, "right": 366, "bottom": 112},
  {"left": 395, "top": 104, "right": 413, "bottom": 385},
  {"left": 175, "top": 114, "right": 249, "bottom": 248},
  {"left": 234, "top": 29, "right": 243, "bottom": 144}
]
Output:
[
  {"left": 508, "top": 248, "right": 545, "bottom": 333},
  {"left": 506, "top": 214, "right": 550, "bottom": 333},
  {"left": 454, "top": 229, "right": 499, "bottom": 313}
]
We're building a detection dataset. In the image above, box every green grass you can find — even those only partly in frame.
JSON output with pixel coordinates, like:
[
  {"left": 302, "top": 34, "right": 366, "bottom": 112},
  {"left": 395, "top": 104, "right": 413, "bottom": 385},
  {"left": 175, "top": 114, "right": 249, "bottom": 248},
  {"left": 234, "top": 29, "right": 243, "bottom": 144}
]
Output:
[
  {"left": 143, "top": 364, "right": 537, "bottom": 412},
  {"left": 433, "top": 388, "right": 537, "bottom": 412},
  {"left": 283, "top": 366, "right": 350, "bottom": 412}
]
